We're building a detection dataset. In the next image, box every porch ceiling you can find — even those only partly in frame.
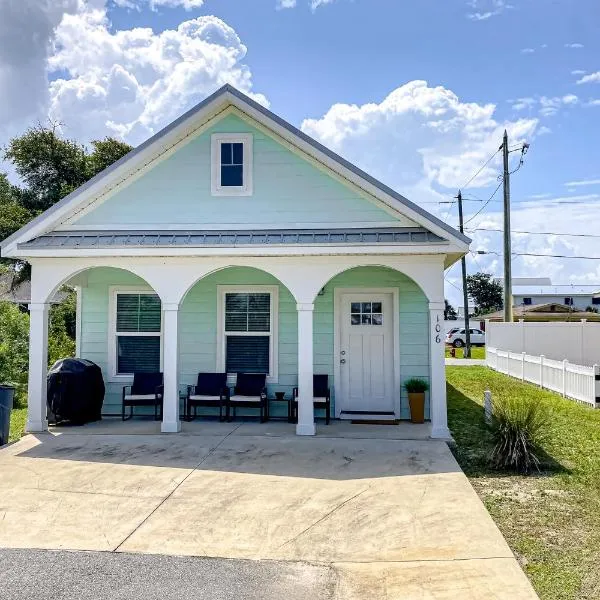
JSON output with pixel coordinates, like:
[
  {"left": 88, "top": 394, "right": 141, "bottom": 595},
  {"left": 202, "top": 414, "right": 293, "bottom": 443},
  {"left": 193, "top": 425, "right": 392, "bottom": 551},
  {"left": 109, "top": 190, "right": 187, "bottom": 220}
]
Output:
[{"left": 19, "top": 227, "right": 445, "bottom": 250}]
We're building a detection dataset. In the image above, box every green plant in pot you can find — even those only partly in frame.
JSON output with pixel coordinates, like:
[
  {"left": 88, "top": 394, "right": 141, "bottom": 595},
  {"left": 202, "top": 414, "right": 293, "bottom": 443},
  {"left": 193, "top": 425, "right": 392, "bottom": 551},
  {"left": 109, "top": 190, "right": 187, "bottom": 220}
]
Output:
[{"left": 403, "top": 377, "right": 429, "bottom": 424}]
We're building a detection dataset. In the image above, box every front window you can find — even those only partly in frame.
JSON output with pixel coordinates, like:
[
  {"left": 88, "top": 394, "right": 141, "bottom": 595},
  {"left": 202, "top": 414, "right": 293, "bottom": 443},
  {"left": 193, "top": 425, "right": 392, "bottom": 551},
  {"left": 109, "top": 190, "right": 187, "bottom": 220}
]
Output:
[
  {"left": 217, "top": 286, "right": 278, "bottom": 381},
  {"left": 523, "top": 297, "right": 532, "bottom": 305},
  {"left": 211, "top": 133, "right": 253, "bottom": 196},
  {"left": 112, "top": 291, "right": 162, "bottom": 376},
  {"left": 565, "top": 297, "right": 573, "bottom": 306},
  {"left": 593, "top": 297, "right": 600, "bottom": 305}
]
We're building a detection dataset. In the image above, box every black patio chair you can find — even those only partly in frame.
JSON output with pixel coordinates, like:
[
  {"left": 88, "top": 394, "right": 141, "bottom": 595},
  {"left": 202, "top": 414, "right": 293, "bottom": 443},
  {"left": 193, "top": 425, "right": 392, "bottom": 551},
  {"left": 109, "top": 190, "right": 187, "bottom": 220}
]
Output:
[
  {"left": 292, "top": 374, "right": 331, "bottom": 424},
  {"left": 226, "top": 373, "right": 268, "bottom": 422},
  {"left": 122, "top": 372, "right": 163, "bottom": 421},
  {"left": 186, "top": 372, "right": 229, "bottom": 422}
]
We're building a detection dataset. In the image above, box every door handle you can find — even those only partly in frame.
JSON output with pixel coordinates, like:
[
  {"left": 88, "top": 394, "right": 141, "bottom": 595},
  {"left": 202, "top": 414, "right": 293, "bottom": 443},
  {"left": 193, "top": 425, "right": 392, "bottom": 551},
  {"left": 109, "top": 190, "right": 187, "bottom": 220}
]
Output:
[{"left": 340, "top": 359, "right": 346, "bottom": 364}]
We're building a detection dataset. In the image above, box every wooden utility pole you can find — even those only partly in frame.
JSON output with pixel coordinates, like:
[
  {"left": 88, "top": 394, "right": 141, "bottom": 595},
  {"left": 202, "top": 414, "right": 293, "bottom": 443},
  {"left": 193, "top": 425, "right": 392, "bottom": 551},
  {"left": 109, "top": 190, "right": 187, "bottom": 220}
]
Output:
[
  {"left": 457, "top": 190, "right": 471, "bottom": 358},
  {"left": 502, "top": 130, "right": 513, "bottom": 323}
]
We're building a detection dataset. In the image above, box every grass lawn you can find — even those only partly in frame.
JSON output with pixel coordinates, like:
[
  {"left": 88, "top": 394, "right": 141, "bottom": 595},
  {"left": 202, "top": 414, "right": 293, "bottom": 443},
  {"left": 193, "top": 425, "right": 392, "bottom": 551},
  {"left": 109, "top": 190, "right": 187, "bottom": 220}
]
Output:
[
  {"left": 445, "top": 345, "right": 485, "bottom": 359},
  {"left": 447, "top": 366, "right": 600, "bottom": 600},
  {"left": 9, "top": 404, "right": 27, "bottom": 443}
]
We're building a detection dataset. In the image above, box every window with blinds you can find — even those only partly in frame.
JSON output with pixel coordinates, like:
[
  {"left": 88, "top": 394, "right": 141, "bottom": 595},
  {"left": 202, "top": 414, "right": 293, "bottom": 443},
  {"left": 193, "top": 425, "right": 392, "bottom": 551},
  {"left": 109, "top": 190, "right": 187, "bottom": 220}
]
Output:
[
  {"left": 114, "top": 293, "right": 161, "bottom": 375},
  {"left": 224, "top": 292, "right": 271, "bottom": 374}
]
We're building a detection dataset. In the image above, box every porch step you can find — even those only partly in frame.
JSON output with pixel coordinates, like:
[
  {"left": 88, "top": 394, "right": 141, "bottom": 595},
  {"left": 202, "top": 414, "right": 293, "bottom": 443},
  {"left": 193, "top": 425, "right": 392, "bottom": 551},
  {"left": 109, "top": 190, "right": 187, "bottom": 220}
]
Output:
[{"left": 340, "top": 411, "right": 397, "bottom": 422}]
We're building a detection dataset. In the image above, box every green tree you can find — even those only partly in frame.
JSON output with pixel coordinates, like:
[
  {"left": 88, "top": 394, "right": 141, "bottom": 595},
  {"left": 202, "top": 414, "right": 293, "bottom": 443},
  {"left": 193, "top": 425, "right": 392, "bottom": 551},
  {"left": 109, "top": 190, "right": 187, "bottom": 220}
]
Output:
[
  {"left": 0, "top": 174, "right": 34, "bottom": 249},
  {"left": 444, "top": 299, "right": 458, "bottom": 320},
  {"left": 0, "top": 301, "right": 30, "bottom": 403},
  {"left": 3, "top": 123, "right": 88, "bottom": 212},
  {"left": 466, "top": 272, "right": 503, "bottom": 315},
  {"left": 87, "top": 137, "right": 133, "bottom": 178}
]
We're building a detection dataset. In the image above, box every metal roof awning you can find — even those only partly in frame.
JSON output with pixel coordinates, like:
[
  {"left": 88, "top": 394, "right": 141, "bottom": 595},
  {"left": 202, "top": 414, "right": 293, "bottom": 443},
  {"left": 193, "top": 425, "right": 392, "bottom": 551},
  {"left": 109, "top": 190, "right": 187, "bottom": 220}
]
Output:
[{"left": 19, "top": 227, "right": 446, "bottom": 250}]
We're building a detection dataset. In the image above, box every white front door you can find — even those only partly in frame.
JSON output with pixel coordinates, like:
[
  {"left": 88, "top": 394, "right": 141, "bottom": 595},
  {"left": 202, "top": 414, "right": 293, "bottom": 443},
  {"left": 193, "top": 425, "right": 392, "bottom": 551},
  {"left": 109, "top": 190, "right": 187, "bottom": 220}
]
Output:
[{"left": 338, "top": 292, "right": 395, "bottom": 416}]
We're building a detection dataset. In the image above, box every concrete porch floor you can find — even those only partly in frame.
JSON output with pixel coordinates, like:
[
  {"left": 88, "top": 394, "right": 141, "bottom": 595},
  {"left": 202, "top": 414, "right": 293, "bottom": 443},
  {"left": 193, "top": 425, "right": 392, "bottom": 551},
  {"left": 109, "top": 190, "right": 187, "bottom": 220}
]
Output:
[
  {"left": 49, "top": 417, "right": 434, "bottom": 440},
  {"left": 0, "top": 428, "right": 538, "bottom": 599}
]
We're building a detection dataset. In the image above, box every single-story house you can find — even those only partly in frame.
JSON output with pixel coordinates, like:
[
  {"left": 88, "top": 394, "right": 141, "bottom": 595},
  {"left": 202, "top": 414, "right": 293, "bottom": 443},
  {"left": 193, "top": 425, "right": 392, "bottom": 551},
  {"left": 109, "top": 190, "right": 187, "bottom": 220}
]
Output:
[
  {"left": 0, "top": 85, "right": 469, "bottom": 437},
  {"left": 486, "top": 303, "right": 600, "bottom": 323}
]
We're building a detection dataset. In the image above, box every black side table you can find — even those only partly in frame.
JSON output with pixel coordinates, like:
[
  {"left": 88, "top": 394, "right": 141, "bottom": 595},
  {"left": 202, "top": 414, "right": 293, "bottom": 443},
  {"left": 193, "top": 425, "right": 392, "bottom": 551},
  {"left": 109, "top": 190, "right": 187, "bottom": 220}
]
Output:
[{"left": 269, "top": 392, "right": 292, "bottom": 422}]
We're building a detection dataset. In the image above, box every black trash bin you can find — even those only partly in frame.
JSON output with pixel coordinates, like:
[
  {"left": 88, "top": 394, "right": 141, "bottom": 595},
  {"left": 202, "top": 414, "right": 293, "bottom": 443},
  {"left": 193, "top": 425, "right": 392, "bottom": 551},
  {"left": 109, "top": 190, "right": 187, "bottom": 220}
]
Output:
[
  {"left": 0, "top": 385, "right": 15, "bottom": 446},
  {"left": 47, "top": 359, "right": 105, "bottom": 426}
]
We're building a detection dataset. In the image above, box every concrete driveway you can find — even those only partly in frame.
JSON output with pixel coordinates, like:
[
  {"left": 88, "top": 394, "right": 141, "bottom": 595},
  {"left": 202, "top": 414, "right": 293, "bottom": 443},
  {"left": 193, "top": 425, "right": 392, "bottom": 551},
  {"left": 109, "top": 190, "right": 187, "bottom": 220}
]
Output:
[{"left": 0, "top": 423, "right": 538, "bottom": 599}]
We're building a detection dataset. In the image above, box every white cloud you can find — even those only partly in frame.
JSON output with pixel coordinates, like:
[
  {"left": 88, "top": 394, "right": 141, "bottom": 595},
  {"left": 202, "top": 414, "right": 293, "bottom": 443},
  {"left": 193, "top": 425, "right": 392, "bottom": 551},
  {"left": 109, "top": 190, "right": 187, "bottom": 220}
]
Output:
[
  {"left": 576, "top": 71, "right": 600, "bottom": 84},
  {"left": 47, "top": 3, "right": 267, "bottom": 144},
  {"left": 565, "top": 43, "right": 584, "bottom": 49},
  {"left": 113, "top": 0, "right": 205, "bottom": 9},
  {"left": 511, "top": 97, "right": 535, "bottom": 110},
  {"left": 0, "top": 0, "right": 80, "bottom": 137},
  {"left": 466, "top": 0, "right": 513, "bottom": 21},
  {"left": 511, "top": 94, "right": 578, "bottom": 117},
  {"left": 537, "top": 125, "right": 552, "bottom": 135},
  {"left": 587, "top": 99, "right": 600, "bottom": 107},
  {"left": 564, "top": 178, "right": 600, "bottom": 187},
  {"left": 301, "top": 80, "right": 537, "bottom": 198},
  {"left": 571, "top": 69, "right": 586, "bottom": 76},
  {"left": 276, "top": 0, "right": 297, "bottom": 7},
  {"left": 538, "top": 94, "right": 578, "bottom": 116},
  {"left": 520, "top": 48, "right": 535, "bottom": 54},
  {"left": 310, "top": 0, "right": 336, "bottom": 9}
]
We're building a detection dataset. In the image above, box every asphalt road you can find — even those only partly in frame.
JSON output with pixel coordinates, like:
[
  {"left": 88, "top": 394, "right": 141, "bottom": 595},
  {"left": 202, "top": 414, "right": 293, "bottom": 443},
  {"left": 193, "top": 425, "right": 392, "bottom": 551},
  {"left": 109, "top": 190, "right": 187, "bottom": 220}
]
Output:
[{"left": 0, "top": 549, "right": 334, "bottom": 600}]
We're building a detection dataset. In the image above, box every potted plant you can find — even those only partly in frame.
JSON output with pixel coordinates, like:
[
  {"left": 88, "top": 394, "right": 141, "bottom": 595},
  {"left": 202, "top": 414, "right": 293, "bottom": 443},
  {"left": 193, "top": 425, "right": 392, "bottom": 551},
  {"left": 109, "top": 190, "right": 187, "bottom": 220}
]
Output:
[{"left": 403, "top": 378, "right": 429, "bottom": 424}]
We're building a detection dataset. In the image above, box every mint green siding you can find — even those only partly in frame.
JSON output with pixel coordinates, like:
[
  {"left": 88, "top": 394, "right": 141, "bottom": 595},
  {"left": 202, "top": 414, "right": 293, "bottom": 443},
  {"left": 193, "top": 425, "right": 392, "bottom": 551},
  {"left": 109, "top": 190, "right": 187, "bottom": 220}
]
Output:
[
  {"left": 72, "top": 114, "right": 414, "bottom": 229},
  {"left": 79, "top": 266, "right": 429, "bottom": 419}
]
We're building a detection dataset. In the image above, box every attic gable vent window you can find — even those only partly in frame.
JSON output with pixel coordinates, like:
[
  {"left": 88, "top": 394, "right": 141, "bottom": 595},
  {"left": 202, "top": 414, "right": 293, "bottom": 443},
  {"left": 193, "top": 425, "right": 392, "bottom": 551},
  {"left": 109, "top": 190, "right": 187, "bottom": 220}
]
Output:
[{"left": 211, "top": 133, "right": 253, "bottom": 196}]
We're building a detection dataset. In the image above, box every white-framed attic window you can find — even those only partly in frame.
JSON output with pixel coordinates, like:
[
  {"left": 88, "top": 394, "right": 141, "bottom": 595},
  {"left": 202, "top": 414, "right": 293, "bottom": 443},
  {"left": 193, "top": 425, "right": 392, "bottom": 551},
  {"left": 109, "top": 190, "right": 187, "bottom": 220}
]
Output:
[{"left": 211, "top": 133, "right": 253, "bottom": 196}]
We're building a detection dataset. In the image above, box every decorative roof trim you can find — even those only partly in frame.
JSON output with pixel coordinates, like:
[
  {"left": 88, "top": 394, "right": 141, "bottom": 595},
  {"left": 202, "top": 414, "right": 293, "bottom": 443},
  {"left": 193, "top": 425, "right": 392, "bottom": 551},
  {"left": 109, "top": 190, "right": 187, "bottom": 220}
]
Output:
[{"left": 19, "top": 227, "right": 445, "bottom": 249}]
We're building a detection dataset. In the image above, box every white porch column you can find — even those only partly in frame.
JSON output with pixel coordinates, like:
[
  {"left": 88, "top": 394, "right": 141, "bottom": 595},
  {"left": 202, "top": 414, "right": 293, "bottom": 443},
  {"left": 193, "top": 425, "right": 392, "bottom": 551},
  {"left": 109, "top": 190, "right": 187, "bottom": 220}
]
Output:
[
  {"left": 161, "top": 303, "right": 181, "bottom": 433},
  {"left": 296, "top": 302, "right": 316, "bottom": 436},
  {"left": 27, "top": 303, "right": 50, "bottom": 432},
  {"left": 429, "top": 301, "right": 451, "bottom": 439}
]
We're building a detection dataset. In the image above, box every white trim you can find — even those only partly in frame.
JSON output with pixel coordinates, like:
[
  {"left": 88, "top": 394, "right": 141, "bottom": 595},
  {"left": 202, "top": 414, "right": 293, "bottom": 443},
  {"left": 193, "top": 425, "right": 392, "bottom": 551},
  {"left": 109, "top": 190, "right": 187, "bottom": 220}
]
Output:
[
  {"left": 216, "top": 285, "right": 279, "bottom": 383},
  {"left": 333, "top": 287, "right": 400, "bottom": 419},
  {"left": 55, "top": 221, "right": 405, "bottom": 232},
  {"left": 107, "top": 286, "right": 163, "bottom": 381},
  {"left": 211, "top": 133, "right": 253, "bottom": 196},
  {"left": 75, "top": 286, "right": 82, "bottom": 357}
]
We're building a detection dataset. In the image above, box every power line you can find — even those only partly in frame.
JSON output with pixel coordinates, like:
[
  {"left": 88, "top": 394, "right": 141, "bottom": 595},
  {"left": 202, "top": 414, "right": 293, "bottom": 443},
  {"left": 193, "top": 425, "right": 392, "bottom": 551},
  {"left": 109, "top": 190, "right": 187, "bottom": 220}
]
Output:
[
  {"left": 463, "top": 180, "right": 503, "bottom": 226},
  {"left": 466, "top": 227, "right": 600, "bottom": 239},
  {"left": 479, "top": 250, "right": 600, "bottom": 260},
  {"left": 442, "top": 147, "right": 502, "bottom": 219}
]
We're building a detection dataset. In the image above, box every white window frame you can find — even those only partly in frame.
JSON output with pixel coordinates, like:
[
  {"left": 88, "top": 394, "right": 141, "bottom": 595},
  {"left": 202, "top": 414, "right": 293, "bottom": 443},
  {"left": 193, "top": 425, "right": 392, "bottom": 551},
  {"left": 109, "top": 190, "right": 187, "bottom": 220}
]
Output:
[
  {"left": 108, "top": 286, "right": 163, "bottom": 381},
  {"left": 211, "top": 133, "right": 253, "bottom": 196},
  {"left": 216, "top": 285, "right": 278, "bottom": 383}
]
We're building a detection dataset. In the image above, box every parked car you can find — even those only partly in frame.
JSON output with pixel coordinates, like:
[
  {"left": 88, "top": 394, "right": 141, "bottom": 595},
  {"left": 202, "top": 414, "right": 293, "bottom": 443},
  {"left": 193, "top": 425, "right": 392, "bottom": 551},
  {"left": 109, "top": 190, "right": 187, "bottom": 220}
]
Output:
[{"left": 446, "top": 328, "right": 485, "bottom": 348}]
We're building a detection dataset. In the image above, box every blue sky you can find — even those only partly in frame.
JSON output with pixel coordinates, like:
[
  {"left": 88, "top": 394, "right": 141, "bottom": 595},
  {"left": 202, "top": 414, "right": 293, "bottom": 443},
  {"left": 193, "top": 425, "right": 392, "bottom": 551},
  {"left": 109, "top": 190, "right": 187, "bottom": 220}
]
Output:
[{"left": 2, "top": 0, "right": 600, "bottom": 303}]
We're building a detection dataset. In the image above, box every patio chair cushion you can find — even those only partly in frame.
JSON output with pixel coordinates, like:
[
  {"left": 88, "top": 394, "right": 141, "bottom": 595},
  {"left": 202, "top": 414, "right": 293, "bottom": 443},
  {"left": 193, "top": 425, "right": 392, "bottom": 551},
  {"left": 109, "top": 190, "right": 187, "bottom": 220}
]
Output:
[
  {"left": 229, "top": 394, "right": 262, "bottom": 402},
  {"left": 189, "top": 394, "right": 222, "bottom": 402},
  {"left": 195, "top": 372, "right": 227, "bottom": 396},
  {"left": 131, "top": 372, "right": 163, "bottom": 395},
  {"left": 235, "top": 372, "right": 266, "bottom": 396},
  {"left": 124, "top": 393, "right": 162, "bottom": 401}
]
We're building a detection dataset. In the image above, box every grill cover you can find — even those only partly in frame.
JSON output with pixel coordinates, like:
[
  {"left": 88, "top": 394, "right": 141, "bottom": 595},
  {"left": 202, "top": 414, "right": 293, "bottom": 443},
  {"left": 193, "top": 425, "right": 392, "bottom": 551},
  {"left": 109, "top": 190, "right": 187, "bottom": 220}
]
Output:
[{"left": 47, "top": 358, "right": 105, "bottom": 425}]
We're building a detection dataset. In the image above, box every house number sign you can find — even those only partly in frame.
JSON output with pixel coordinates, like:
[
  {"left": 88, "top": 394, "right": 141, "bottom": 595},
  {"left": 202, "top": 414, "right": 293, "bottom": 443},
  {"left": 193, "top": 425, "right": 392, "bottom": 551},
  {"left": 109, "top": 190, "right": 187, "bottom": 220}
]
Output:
[{"left": 434, "top": 314, "right": 442, "bottom": 344}]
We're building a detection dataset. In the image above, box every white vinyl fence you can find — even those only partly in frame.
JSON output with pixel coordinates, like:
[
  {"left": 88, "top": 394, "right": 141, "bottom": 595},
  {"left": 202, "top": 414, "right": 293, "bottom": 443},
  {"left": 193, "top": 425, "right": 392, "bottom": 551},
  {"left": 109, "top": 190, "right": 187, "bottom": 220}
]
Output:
[
  {"left": 487, "top": 347, "right": 600, "bottom": 408},
  {"left": 486, "top": 320, "right": 600, "bottom": 366}
]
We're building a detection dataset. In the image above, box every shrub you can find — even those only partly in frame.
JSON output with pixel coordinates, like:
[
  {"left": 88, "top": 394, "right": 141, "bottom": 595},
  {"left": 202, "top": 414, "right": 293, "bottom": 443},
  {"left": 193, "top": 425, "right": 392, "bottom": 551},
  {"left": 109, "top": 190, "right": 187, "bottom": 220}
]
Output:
[
  {"left": 403, "top": 377, "right": 430, "bottom": 393},
  {"left": 489, "top": 394, "right": 550, "bottom": 474}
]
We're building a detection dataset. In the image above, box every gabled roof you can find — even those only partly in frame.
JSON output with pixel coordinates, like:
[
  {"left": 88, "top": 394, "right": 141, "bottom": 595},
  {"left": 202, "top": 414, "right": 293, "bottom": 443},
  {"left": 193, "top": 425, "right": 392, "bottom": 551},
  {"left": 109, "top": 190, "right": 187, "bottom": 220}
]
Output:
[{"left": 0, "top": 84, "right": 470, "bottom": 256}]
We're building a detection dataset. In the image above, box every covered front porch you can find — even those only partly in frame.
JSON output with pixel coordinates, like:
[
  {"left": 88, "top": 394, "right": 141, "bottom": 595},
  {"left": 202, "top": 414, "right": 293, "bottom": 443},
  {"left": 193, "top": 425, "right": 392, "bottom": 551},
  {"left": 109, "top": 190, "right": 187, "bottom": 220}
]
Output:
[{"left": 26, "top": 255, "right": 450, "bottom": 438}]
